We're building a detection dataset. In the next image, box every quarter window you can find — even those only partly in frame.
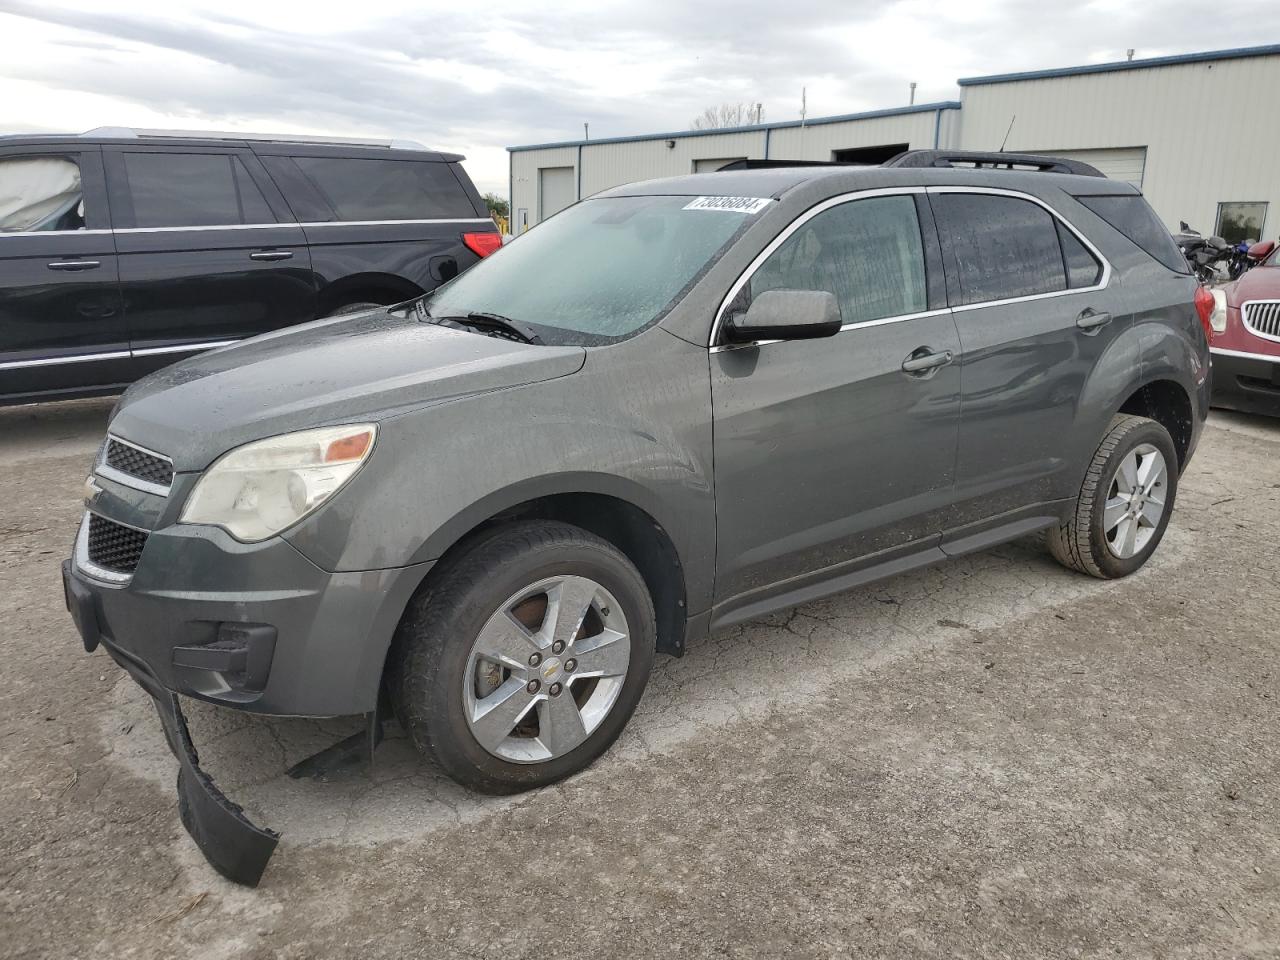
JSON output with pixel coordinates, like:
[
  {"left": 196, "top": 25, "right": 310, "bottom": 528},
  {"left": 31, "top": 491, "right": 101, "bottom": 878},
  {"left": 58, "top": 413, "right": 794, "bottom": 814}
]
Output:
[
  {"left": 1057, "top": 221, "right": 1103, "bottom": 288},
  {"left": 122, "top": 153, "right": 274, "bottom": 228},
  {"left": 0, "top": 156, "right": 85, "bottom": 232},
  {"left": 292, "top": 157, "right": 476, "bottom": 221},
  {"left": 746, "top": 195, "right": 928, "bottom": 326},
  {"left": 932, "top": 193, "right": 1071, "bottom": 305}
]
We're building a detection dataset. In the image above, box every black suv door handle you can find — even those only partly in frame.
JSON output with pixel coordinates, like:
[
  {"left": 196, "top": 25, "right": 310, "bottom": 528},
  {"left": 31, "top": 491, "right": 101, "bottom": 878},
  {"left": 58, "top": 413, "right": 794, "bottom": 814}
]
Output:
[
  {"left": 901, "top": 348, "right": 954, "bottom": 375},
  {"left": 249, "top": 250, "right": 294, "bottom": 262},
  {"left": 47, "top": 260, "right": 101, "bottom": 272},
  {"left": 1075, "top": 309, "right": 1112, "bottom": 333}
]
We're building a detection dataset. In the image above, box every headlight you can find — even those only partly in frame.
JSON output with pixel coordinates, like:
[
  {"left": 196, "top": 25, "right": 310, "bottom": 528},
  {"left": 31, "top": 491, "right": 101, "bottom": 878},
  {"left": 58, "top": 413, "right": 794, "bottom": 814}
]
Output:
[
  {"left": 180, "top": 424, "right": 377, "bottom": 542},
  {"left": 1209, "top": 288, "right": 1228, "bottom": 333}
]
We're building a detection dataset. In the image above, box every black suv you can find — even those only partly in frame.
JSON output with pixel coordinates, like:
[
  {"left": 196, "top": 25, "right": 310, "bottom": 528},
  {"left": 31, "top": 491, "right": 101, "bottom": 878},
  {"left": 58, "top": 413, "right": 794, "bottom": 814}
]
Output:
[{"left": 0, "top": 127, "right": 499, "bottom": 405}]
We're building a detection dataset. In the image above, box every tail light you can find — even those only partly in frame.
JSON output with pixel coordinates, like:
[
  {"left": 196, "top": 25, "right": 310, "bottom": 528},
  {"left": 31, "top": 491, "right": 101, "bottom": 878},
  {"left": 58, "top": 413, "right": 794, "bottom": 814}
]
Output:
[
  {"left": 462, "top": 232, "right": 502, "bottom": 258},
  {"left": 1193, "top": 285, "right": 1215, "bottom": 340}
]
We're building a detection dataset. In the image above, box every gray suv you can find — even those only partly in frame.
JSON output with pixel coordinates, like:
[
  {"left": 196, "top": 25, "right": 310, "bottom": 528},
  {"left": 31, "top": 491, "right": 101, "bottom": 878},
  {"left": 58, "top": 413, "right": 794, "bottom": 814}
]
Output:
[{"left": 63, "top": 152, "right": 1210, "bottom": 884}]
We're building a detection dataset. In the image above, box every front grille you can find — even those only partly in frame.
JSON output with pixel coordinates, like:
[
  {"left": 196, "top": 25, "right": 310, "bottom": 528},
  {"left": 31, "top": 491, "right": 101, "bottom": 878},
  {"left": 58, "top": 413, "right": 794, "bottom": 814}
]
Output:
[
  {"left": 86, "top": 513, "right": 148, "bottom": 574},
  {"left": 104, "top": 437, "right": 173, "bottom": 488},
  {"left": 1242, "top": 300, "right": 1280, "bottom": 343}
]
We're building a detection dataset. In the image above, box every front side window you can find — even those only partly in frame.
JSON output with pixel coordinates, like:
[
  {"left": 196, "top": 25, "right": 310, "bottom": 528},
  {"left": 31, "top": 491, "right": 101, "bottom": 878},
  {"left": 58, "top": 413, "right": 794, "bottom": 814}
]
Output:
[
  {"left": 933, "top": 193, "right": 1068, "bottom": 305},
  {"left": 0, "top": 156, "right": 84, "bottom": 232},
  {"left": 1215, "top": 201, "right": 1268, "bottom": 246},
  {"left": 292, "top": 157, "right": 476, "bottom": 221},
  {"left": 424, "top": 194, "right": 752, "bottom": 344},
  {"left": 745, "top": 195, "right": 928, "bottom": 325},
  {"left": 123, "top": 153, "right": 274, "bottom": 228}
]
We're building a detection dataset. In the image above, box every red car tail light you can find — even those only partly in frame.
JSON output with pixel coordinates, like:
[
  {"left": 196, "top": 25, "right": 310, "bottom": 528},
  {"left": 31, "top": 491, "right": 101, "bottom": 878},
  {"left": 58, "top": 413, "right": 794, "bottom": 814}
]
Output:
[
  {"left": 1193, "top": 285, "right": 1215, "bottom": 340},
  {"left": 462, "top": 232, "right": 502, "bottom": 258}
]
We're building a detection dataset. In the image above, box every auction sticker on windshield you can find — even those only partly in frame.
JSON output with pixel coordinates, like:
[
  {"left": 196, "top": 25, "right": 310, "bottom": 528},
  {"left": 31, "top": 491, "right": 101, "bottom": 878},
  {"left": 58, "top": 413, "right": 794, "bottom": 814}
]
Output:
[{"left": 683, "top": 196, "right": 773, "bottom": 214}]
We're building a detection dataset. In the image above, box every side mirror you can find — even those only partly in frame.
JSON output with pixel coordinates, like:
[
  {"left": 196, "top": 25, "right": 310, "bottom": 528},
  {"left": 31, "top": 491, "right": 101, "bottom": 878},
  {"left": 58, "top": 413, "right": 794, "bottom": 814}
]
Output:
[{"left": 725, "top": 289, "right": 842, "bottom": 343}]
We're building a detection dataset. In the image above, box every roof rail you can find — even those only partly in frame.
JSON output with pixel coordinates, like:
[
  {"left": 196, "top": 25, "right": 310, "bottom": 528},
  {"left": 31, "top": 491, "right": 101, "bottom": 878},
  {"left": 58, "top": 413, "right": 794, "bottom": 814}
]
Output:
[
  {"left": 714, "top": 159, "right": 858, "bottom": 171},
  {"left": 80, "top": 127, "right": 428, "bottom": 150},
  {"left": 883, "top": 149, "right": 1106, "bottom": 178}
]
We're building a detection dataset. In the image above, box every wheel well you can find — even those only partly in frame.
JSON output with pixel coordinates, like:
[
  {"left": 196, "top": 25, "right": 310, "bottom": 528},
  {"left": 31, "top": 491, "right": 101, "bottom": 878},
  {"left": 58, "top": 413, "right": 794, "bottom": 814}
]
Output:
[
  {"left": 407, "top": 494, "right": 688, "bottom": 658},
  {"left": 317, "top": 274, "right": 424, "bottom": 316},
  {"left": 1118, "top": 380, "right": 1193, "bottom": 468}
]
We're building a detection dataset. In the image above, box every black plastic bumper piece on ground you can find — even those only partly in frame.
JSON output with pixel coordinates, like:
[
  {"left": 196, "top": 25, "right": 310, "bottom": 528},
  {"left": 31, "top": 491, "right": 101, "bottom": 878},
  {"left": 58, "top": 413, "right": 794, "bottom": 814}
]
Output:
[{"left": 62, "top": 561, "right": 280, "bottom": 887}]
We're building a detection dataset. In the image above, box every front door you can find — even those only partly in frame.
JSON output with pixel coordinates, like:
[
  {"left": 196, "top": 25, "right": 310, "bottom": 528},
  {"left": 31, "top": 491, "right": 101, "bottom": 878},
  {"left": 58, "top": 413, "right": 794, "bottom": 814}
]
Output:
[
  {"left": 0, "top": 147, "right": 127, "bottom": 402},
  {"left": 710, "top": 192, "right": 962, "bottom": 614},
  {"left": 103, "top": 147, "right": 316, "bottom": 378}
]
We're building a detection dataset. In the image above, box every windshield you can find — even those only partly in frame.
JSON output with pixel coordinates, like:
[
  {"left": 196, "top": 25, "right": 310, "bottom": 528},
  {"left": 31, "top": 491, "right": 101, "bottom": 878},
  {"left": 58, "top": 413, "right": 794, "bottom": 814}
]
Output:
[{"left": 423, "top": 195, "right": 759, "bottom": 345}]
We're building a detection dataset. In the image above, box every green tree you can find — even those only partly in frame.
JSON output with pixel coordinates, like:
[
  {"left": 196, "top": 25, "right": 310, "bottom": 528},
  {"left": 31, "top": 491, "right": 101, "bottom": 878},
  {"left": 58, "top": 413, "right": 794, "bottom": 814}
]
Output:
[{"left": 482, "top": 192, "right": 510, "bottom": 219}]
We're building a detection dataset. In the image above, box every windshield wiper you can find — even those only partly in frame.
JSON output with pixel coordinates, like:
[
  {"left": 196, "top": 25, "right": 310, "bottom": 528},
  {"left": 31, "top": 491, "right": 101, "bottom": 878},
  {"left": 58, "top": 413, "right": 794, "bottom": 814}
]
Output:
[{"left": 425, "top": 310, "right": 543, "bottom": 345}]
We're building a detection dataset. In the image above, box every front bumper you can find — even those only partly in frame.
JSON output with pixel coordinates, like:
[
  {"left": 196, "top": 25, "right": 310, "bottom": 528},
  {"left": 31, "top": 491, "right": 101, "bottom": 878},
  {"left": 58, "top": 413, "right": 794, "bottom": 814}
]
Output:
[
  {"left": 1211, "top": 347, "right": 1280, "bottom": 416},
  {"left": 64, "top": 561, "right": 278, "bottom": 885}
]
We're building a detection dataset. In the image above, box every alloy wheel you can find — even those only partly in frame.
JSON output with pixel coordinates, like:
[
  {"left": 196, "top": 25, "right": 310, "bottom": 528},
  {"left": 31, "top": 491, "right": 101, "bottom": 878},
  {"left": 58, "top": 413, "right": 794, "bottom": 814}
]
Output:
[{"left": 1103, "top": 443, "right": 1168, "bottom": 559}]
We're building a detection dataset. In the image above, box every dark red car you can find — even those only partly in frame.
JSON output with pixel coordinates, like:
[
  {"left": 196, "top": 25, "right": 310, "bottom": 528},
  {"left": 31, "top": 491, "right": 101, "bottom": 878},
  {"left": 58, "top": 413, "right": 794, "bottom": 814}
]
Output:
[{"left": 1209, "top": 241, "right": 1280, "bottom": 415}]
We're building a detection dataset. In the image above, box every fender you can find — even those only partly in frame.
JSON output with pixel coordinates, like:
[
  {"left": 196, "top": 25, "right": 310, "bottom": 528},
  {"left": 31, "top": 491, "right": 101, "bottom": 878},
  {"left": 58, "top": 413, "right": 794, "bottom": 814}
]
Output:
[{"left": 316, "top": 271, "right": 425, "bottom": 313}]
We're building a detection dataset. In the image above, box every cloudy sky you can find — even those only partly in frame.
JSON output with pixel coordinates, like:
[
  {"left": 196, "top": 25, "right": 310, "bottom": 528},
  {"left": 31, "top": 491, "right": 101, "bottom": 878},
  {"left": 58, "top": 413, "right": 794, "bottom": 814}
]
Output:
[{"left": 1, "top": 0, "right": 1274, "bottom": 196}]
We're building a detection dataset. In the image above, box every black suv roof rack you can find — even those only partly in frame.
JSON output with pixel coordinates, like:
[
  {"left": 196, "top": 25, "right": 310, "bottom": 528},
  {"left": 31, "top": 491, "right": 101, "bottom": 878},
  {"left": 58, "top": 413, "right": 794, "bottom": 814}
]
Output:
[
  {"left": 883, "top": 149, "right": 1105, "bottom": 178},
  {"left": 79, "top": 126, "right": 429, "bottom": 150},
  {"left": 715, "top": 159, "right": 857, "bottom": 171}
]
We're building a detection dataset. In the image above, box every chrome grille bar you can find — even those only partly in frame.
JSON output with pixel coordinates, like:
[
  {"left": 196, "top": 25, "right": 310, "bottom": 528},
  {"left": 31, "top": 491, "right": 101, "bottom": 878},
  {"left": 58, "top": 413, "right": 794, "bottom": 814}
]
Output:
[{"left": 1242, "top": 300, "right": 1280, "bottom": 343}]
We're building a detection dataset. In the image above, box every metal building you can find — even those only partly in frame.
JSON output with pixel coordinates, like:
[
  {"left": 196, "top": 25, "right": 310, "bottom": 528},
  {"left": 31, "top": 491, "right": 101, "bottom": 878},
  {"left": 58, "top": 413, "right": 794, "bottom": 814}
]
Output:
[{"left": 508, "top": 43, "right": 1280, "bottom": 242}]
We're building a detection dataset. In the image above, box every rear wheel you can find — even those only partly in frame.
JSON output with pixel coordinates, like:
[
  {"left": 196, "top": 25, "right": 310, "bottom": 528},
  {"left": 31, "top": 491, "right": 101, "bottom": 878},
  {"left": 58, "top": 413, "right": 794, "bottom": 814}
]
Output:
[
  {"left": 1048, "top": 414, "right": 1179, "bottom": 579},
  {"left": 389, "top": 520, "right": 655, "bottom": 793}
]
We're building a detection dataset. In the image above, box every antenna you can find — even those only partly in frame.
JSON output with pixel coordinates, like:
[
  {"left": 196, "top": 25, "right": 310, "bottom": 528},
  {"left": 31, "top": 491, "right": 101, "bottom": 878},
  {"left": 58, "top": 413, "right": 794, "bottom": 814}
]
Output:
[
  {"left": 1127, "top": 48, "right": 1135, "bottom": 61},
  {"left": 583, "top": 122, "right": 589, "bottom": 141},
  {"left": 909, "top": 81, "right": 917, "bottom": 105},
  {"left": 998, "top": 114, "right": 1016, "bottom": 152}
]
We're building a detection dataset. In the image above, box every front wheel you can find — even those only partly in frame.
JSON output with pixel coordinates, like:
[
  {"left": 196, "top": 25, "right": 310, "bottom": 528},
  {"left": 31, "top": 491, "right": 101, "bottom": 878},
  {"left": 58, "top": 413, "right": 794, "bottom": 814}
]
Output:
[
  {"left": 389, "top": 520, "right": 656, "bottom": 793},
  {"left": 1048, "top": 414, "right": 1179, "bottom": 579}
]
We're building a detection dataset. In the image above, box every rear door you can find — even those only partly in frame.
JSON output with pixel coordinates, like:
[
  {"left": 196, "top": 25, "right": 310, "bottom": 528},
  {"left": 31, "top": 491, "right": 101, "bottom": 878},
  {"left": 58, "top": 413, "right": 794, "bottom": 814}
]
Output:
[
  {"left": 103, "top": 146, "right": 316, "bottom": 378},
  {"left": 0, "top": 145, "right": 127, "bottom": 402},
  {"left": 256, "top": 150, "right": 494, "bottom": 309},
  {"left": 929, "top": 187, "right": 1116, "bottom": 532}
]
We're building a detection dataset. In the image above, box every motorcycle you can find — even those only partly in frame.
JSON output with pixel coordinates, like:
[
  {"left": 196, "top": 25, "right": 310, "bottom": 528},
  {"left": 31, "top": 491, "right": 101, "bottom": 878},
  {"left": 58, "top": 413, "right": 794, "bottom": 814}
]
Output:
[{"left": 1174, "top": 222, "right": 1233, "bottom": 283}]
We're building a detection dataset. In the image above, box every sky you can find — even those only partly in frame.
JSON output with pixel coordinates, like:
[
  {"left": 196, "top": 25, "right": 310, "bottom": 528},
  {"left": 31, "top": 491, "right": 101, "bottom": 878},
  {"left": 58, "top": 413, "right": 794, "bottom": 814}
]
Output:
[{"left": 1, "top": 0, "right": 1275, "bottom": 197}]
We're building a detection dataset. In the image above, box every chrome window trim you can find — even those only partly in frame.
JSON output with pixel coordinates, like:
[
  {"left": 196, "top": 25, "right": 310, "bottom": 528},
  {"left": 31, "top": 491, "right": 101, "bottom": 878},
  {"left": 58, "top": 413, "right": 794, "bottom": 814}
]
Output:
[
  {"left": 112, "top": 218, "right": 494, "bottom": 233},
  {"left": 709, "top": 308, "right": 953, "bottom": 354},
  {"left": 74, "top": 511, "right": 138, "bottom": 586},
  {"left": 1211, "top": 346, "right": 1280, "bottom": 364},
  {"left": 0, "top": 339, "right": 239, "bottom": 370},
  {"left": 96, "top": 433, "right": 175, "bottom": 497},
  {"left": 1239, "top": 299, "right": 1280, "bottom": 344},
  {"left": 0, "top": 228, "right": 113, "bottom": 238},
  {"left": 708, "top": 184, "right": 1113, "bottom": 348},
  {"left": 927, "top": 186, "right": 1112, "bottom": 312}
]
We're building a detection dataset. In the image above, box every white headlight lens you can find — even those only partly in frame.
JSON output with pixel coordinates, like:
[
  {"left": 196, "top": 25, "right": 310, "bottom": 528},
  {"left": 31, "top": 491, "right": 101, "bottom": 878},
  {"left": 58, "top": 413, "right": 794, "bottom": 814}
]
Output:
[
  {"left": 1209, "top": 289, "right": 1228, "bottom": 333},
  {"left": 180, "top": 424, "right": 377, "bottom": 542}
]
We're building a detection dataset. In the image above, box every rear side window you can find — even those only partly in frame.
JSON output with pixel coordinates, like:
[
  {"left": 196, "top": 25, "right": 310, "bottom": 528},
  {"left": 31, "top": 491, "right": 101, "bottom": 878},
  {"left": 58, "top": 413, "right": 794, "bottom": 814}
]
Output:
[
  {"left": 932, "top": 193, "right": 1068, "bottom": 304},
  {"left": 0, "top": 155, "right": 85, "bottom": 232},
  {"left": 1075, "top": 194, "right": 1189, "bottom": 274},
  {"left": 292, "top": 157, "right": 475, "bottom": 221},
  {"left": 123, "top": 153, "right": 274, "bottom": 228},
  {"left": 748, "top": 194, "right": 928, "bottom": 325},
  {"left": 1057, "top": 221, "right": 1103, "bottom": 288}
]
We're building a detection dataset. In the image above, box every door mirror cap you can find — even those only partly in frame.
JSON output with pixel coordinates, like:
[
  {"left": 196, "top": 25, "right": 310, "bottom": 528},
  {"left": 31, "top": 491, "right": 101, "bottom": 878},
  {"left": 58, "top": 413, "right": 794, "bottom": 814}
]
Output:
[{"left": 725, "top": 289, "right": 842, "bottom": 343}]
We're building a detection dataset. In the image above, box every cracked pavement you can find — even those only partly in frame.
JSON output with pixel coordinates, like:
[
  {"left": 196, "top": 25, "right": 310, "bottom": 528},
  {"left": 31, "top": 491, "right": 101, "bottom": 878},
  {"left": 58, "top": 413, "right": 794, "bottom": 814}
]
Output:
[{"left": 1, "top": 398, "right": 1277, "bottom": 958}]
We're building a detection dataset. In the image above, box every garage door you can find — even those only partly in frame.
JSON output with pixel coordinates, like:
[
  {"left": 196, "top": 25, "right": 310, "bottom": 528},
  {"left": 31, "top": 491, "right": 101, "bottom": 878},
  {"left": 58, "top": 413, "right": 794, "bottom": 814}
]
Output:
[
  {"left": 538, "top": 166, "right": 575, "bottom": 221},
  {"left": 1029, "top": 147, "right": 1147, "bottom": 188}
]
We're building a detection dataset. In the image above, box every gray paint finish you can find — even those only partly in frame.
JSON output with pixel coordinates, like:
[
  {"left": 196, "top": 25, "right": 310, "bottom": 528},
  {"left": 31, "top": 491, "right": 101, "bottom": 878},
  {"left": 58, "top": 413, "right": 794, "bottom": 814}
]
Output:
[{"left": 70, "top": 164, "right": 1208, "bottom": 718}]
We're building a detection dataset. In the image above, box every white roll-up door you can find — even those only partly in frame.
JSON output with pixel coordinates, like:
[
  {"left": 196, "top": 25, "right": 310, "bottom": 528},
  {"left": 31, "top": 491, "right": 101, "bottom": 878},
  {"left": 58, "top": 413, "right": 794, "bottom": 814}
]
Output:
[
  {"left": 1029, "top": 147, "right": 1147, "bottom": 188},
  {"left": 538, "top": 166, "right": 575, "bottom": 222}
]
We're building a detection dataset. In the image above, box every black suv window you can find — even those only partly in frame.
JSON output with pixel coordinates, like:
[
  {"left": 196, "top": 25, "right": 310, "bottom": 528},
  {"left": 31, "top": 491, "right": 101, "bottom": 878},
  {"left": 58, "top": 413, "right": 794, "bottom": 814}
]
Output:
[
  {"left": 748, "top": 195, "right": 928, "bottom": 325},
  {"left": 122, "top": 152, "right": 274, "bottom": 228},
  {"left": 0, "top": 156, "right": 85, "bottom": 232},
  {"left": 933, "top": 193, "right": 1082, "bottom": 305},
  {"left": 292, "top": 157, "right": 475, "bottom": 221}
]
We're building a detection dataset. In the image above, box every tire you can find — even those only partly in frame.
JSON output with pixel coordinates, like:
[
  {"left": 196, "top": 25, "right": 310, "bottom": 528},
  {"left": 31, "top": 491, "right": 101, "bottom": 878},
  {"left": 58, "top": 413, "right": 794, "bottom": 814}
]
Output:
[
  {"left": 323, "top": 301, "right": 384, "bottom": 318},
  {"left": 388, "top": 520, "right": 656, "bottom": 794},
  {"left": 1047, "top": 414, "right": 1179, "bottom": 579}
]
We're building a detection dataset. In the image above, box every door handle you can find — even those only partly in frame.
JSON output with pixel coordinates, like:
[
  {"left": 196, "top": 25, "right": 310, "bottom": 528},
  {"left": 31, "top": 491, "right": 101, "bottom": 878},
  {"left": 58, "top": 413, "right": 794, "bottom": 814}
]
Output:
[
  {"left": 249, "top": 250, "right": 294, "bottom": 262},
  {"left": 47, "top": 260, "right": 101, "bottom": 271},
  {"left": 901, "top": 348, "right": 954, "bottom": 375},
  {"left": 1075, "top": 309, "right": 1112, "bottom": 333}
]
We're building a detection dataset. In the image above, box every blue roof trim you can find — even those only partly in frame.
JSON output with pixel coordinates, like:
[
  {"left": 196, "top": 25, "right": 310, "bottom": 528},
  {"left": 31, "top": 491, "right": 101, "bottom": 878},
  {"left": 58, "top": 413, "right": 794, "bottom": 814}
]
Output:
[
  {"left": 507, "top": 101, "right": 961, "bottom": 153},
  {"left": 959, "top": 43, "right": 1280, "bottom": 86}
]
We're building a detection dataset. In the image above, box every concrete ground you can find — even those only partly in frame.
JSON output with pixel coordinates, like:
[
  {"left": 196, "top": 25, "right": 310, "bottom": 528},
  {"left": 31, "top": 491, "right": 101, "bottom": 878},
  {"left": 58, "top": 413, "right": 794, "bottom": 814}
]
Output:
[{"left": 1, "top": 398, "right": 1277, "bottom": 959}]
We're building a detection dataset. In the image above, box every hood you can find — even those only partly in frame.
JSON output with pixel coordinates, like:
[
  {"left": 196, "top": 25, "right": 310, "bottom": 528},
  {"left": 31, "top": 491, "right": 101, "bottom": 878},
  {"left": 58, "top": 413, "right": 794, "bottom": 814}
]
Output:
[
  {"left": 1227, "top": 265, "right": 1280, "bottom": 306},
  {"left": 111, "top": 308, "right": 586, "bottom": 471}
]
